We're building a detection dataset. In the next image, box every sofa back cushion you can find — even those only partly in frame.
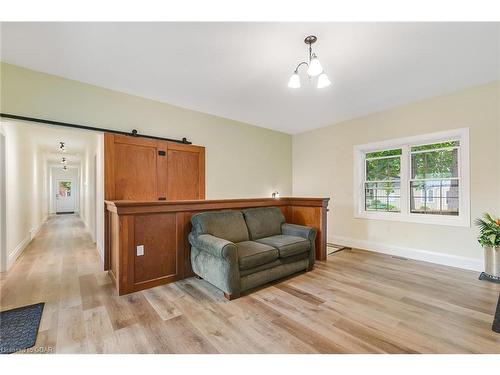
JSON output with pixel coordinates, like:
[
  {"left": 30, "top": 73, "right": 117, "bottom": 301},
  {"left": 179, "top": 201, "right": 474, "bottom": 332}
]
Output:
[
  {"left": 242, "top": 207, "right": 285, "bottom": 240},
  {"left": 191, "top": 210, "right": 249, "bottom": 243}
]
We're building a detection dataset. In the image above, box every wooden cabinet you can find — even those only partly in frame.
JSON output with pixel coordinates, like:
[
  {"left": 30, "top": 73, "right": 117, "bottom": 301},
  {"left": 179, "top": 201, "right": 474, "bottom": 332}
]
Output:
[
  {"left": 103, "top": 133, "right": 205, "bottom": 271},
  {"left": 104, "top": 133, "right": 205, "bottom": 202}
]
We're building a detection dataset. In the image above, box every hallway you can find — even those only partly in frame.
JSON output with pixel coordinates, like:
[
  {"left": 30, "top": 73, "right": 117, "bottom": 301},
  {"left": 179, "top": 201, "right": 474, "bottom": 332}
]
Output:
[
  {"left": 0, "top": 215, "right": 102, "bottom": 353},
  {"left": 1, "top": 215, "right": 500, "bottom": 353}
]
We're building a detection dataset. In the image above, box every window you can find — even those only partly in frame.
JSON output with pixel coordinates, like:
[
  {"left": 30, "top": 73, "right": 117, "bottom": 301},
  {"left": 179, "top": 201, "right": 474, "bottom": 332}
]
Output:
[
  {"left": 364, "top": 149, "right": 401, "bottom": 213},
  {"left": 354, "top": 129, "right": 470, "bottom": 226},
  {"left": 410, "top": 141, "right": 459, "bottom": 216}
]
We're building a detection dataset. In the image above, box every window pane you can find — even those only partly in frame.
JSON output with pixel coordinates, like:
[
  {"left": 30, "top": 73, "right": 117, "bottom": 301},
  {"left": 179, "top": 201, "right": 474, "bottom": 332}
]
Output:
[
  {"left": 366, "top": 156, "right": 401, "bottom": 181},
  {"left": 366, "top": 149, "right": 402, "bottom": 158},
  {"left": 410, "top": 179, "right": 459, "bottom": 215},
  {"left": 411, "top": 148, "right": 458, "bottom": 179},
  {"left": 387, "top": 197, "right": 401, "bottom": 212},
  {"left": 443, "top": 198, "right": 459, "bottom": 215},
  {"left": 442, "top": 179, "right": 459, "bottom": 198},
  {"left": 365, "top": 182, "right": 400, "bottom": 212},
  {"left": 411, "top": 153, "right": 426, "bottom": 179},
  {"left": 411, "top": 180, "right": 440, "bottom": 206},
  {"left": 410, "top": 141, "right": 459, "bottom": 152}
]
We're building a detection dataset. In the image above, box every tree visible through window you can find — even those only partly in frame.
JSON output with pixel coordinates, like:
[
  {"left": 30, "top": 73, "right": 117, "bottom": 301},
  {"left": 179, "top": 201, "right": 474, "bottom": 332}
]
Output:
[
  {"left": 364, "top": 149, "right": 401, "bottom": 212},
  {"left": 410, "top": 141, "right": 459, "bottom": 215}
]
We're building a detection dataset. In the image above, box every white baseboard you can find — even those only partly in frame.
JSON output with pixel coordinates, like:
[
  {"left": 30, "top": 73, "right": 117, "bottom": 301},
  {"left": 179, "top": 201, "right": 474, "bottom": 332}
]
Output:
[
  {"left": 6, "top": 217, "right": 48, "bottom": 271},
  {"left": 330, "top": 235, "right": 483, "bottom": 272},
  {"left": 81, "top": 216, "right": 102, "bottom": 265},
  {"left": 30, "top": 222, "right": 42, "bottom": 241},
  {"left": 96, "top": 241, "right": 104, "bottom": 264},
  {"left": 80, "top": 216, "right": 95, "bottom": 242},
  {"left": 7, "top": 235, "right": 30, "bottom": 270}
]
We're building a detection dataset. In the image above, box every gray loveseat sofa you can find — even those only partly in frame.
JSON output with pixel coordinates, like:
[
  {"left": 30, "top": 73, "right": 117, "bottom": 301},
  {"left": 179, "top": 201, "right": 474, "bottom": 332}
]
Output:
[{"left": 188, "top": 207, "right": 317, "bottom": 300}]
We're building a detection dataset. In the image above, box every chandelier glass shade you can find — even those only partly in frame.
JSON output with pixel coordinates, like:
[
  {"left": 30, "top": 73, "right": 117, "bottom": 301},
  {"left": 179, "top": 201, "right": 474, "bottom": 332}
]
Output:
[
  {"left": 288, "top": 36, "right": 331, "bottom": 89},
  {"left": 287, "top": 72, "right": 301, "bottom": 88},
  {"left": 306, "top": 54, "right": 323, "bottom": 77},
  {"left": 317, "top": 72, "right": 331, "bottom": 89}
]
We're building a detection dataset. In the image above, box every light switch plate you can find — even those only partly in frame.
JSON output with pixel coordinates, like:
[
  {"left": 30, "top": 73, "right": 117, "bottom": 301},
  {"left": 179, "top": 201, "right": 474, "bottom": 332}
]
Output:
[{"left": 136, "top": 245, "right": 144, "bottom": 256}]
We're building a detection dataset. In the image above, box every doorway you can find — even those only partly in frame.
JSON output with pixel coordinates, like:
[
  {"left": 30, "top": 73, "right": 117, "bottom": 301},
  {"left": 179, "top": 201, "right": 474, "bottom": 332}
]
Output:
[{"left": 55, "top": 179, "right": 75, "bottom": 213}]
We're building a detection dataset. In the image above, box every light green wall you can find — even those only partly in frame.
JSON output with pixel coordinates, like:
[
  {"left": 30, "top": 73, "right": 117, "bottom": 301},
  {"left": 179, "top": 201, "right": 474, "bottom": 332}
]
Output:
[
  {"left": 293, "top": 81, "right": 500, "bottom": 268},
  {"left": 0, "top": 62, "right": 292, "bottom": 199}
]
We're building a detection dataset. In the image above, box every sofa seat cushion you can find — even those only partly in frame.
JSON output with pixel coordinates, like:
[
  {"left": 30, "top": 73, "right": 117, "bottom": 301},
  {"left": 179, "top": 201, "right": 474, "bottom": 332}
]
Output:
[
  {"left": 240, "top": 252, "right": 309, "bottom": 277},
  {"left": 236, "top": 241, "right": 279, "bottom": 270},
  {"left": 255, "top": 235, "right": 310, "bottom": 258}
]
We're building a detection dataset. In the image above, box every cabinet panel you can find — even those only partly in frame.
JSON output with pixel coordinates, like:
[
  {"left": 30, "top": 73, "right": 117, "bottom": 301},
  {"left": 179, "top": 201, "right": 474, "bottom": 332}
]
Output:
[
  {"left": 133, "top": 214, "right": 177, "bottom": 283},
  {"left": 166, "top": 144, "right": 205, "bottom": 200},
  {"left": 167, "top": 150, "right": 200, "bottom": 200},
  {"left": 114, "top": 143, "right": 157, "bottom": 200}
]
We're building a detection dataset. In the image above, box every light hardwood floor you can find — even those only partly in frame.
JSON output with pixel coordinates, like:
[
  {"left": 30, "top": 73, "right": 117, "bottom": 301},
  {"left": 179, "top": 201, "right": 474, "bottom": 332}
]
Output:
[{"left": 1, "top": 215, "right": 499, "bottom": 353}]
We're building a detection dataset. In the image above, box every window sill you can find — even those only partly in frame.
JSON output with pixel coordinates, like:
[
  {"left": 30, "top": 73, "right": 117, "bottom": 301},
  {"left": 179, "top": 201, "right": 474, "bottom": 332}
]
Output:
[{"left": 354, "top": 211, "right": 470, "bottom": 227}]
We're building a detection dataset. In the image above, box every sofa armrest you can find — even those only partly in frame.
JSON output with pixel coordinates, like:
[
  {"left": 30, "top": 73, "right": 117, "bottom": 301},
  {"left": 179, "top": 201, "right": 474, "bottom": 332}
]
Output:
[
  {"left": 281, "top": 223, "right": 317, "bottom": 241},
  {"left": 188, "top": 233, "right": 237, "bottom": 260},
  {"left": 282, "top": 223, "right": 317, "bottom": 269}
]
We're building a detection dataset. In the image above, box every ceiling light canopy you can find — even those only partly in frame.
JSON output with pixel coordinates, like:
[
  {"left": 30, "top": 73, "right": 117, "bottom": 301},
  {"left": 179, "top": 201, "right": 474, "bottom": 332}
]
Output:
[{"left": 288, "top": 35, "right": 331, "bottom": 89}]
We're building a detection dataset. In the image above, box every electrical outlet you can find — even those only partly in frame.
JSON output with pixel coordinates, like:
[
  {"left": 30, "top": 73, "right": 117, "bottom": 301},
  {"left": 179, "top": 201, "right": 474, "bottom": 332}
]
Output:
[{"left": 136, "top": 245, "right": 144, "bottom": 256}]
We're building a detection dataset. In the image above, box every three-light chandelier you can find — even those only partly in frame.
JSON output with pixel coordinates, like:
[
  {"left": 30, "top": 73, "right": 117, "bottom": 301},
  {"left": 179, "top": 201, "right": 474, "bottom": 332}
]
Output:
[{"left": 288, "top": 35, "right": 331, "bottom": 89}]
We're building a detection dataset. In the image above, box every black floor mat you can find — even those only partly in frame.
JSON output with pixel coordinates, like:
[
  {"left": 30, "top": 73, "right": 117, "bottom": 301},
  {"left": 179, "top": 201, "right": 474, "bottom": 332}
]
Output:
[{"left": 0, "top": 302, "right": 44, "bottom": 354}]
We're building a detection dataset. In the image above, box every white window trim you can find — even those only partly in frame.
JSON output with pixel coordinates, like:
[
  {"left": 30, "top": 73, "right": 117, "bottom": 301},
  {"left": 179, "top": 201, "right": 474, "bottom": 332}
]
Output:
[{"left": 353, "top": 128, "right": 470, "bottom": 227}]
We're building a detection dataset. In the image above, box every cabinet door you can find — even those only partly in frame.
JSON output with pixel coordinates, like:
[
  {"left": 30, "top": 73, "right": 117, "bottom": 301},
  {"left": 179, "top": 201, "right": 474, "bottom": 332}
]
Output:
[
  {"left": 104, "top": 134, "right": 158, "bottom": 201},
  {"left": 133, "top": 213, "right": 178, "bottom": 284},
  {"left": 166, "top": 143, "right": 205, "bottom": 200},
  {"left": 114, "top": 140, "right": 158, "bottom": 200}
]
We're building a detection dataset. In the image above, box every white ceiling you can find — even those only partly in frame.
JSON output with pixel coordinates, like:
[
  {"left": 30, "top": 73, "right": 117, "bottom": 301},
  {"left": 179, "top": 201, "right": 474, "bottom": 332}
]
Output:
[
  {"left": 1, "top": 22, "right": 499, "bottom": 134},
  {"left": 2, "top": 119, "right": 97, "bottom": 164}
]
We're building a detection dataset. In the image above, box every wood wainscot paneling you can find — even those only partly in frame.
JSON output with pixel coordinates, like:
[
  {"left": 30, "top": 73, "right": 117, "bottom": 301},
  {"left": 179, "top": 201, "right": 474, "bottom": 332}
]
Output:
[{"left": 106, "top": 197, "right": 330, "bottom": 295}]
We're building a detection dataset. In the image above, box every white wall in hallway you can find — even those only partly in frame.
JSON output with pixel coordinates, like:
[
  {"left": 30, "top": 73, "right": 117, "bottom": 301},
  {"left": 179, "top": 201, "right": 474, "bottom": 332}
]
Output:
[
  {"left": 94, "top": 134, "right": 105, "bottom": 261},
  {"left": 0, "top": 121, "right": 48, "bottom": 271},
  {"left": 79, "top": 132, "right": 103, "bottom": 255}
]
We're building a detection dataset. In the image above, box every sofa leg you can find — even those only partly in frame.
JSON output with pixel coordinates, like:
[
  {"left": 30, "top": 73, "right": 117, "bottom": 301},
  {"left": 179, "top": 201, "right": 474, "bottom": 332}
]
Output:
[
  {"left": 224, "top": 292, "right": 240, "bottom": 301},
  {"left": 307, "top": 264, "right": 314, "bottom": 272}
]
